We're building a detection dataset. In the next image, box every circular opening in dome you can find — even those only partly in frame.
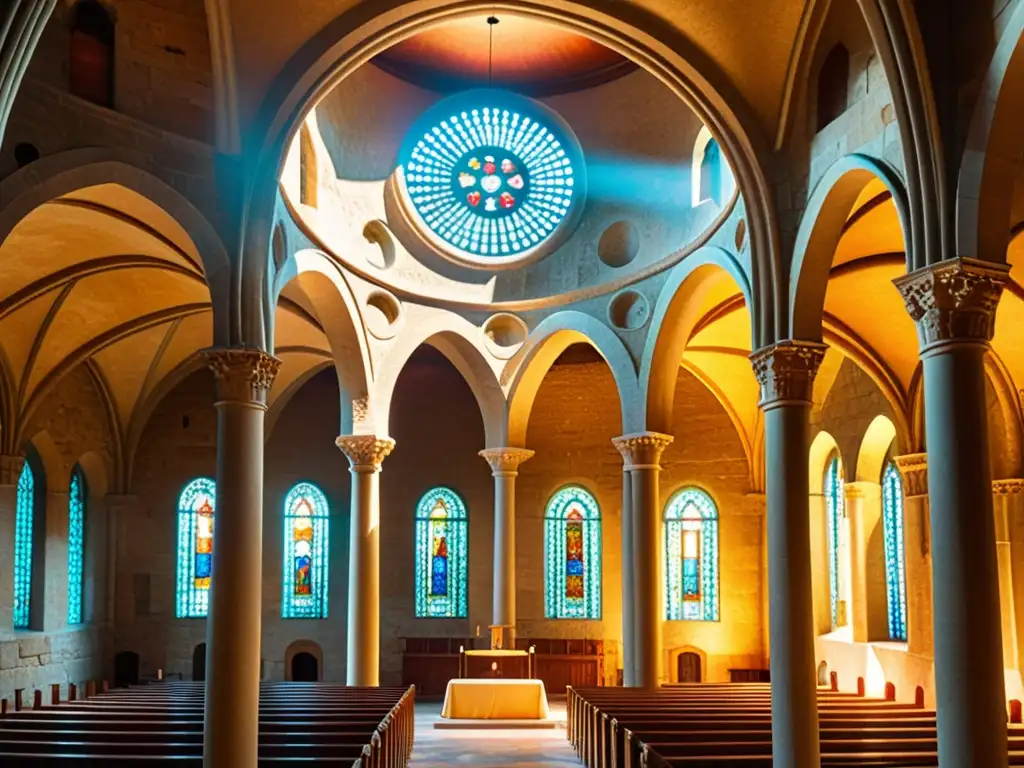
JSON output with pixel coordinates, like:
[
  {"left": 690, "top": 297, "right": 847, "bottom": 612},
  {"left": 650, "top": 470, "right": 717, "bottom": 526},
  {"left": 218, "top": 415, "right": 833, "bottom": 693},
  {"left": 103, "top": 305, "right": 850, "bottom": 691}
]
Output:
[
  {"left": 608, "top": 290, "right": 649, "bottom": 331},
  {"left": 365, "top": 291, "right": 401, "bottom": 339},
  {"left": 598, "top": 220, "right": 640, "bottom": 268},
  {"left": 395, "top": 89, "right": 587, "bottom": 269},
  {"left": 482, "top": 313, "right": 528, "bottom": 359}
]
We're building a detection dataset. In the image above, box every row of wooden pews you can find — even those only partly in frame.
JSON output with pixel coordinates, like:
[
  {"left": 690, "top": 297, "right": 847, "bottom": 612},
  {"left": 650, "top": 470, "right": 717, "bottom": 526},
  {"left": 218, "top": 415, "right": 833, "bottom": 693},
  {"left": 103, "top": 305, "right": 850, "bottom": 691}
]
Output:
[
  {"left": 567, "top": 682, "right": 1024, "bottom": 768},
  {"left": 0, "top": 680, "right": 414, "bottom": 766}
]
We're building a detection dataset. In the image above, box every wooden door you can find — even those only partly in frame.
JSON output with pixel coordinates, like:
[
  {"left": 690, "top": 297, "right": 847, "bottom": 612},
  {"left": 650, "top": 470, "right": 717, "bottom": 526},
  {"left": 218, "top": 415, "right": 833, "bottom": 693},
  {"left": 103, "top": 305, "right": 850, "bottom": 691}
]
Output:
[{"left": 678, "top": 651, "right": 702, "bottom": 683}]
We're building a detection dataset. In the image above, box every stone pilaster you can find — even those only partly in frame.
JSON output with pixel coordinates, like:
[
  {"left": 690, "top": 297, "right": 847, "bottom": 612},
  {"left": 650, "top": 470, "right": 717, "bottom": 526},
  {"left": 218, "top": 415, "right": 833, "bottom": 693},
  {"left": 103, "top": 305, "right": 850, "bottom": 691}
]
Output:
[
  {"left": 893, "top": 454, "right": 932, "bottom": 656},
  {"left": 995, "top": 480, "right": 1024, "bottom": 674},
  {"left": 0, "top": 455, "right": 24, "bottom": 635}
]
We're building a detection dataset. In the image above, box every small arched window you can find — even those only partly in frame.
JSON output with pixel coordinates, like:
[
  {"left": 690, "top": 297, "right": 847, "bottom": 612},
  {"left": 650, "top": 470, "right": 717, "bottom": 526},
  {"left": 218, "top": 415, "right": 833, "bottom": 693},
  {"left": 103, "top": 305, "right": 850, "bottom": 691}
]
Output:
[
  {"left": 13, "top": 461, "right": 35, "bottom": 629},
  {"left": 69, "top": 1, "right": 115, "bottom": 108},
  {"left": 692, "top": 127, "right": 732, "bottom": 208},
  {"left": 664, "top": 488, "right": 719, "bottom": 621},
  {"left": 544, "top": 486, "right": 602, "bottom": 619},
  {"left": 824, "top": 456, "right": 845, "bottom": 628},
  {"left": 175, "top": 478, "right": 216, "bottom": 619},
  {"left": 882, "top": 462, "right": 908, "bottom": 641},
  {"left": 414, "top": 487, "right": 468, "bottom": 618},
  {"left": 299, "top": 123, "right": 318, "bottom": 207},
  {"left": 282, "top": 482, "right": 330, "bottom": 619},
  {"left": 817, "top": 44, "right": 850, "bottom": 131},
  {"left": 67, "top": 467, "right": 87, "bottom": 625}
]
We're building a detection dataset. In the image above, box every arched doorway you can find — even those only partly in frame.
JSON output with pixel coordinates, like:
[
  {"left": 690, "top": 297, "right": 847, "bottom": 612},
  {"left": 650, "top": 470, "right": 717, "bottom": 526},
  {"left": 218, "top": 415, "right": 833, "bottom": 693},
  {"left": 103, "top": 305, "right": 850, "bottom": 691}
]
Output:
[
  {"left": 678, "top": 651, "right": 702, "bottom": 683},
  {"left": 192, "top": 643, "right": 206, "bottom": 682},
  {"left": 291, "top": 652, "right": 319, "bottom": 682},
  {"left": 113, "top": 651, "right": 139, "bottom": 687}
]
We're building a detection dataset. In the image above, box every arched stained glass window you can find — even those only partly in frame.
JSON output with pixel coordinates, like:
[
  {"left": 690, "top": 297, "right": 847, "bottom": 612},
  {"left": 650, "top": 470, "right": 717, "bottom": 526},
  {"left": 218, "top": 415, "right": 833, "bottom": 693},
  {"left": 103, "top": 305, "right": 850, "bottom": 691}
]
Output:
[
  {"left": 414, "top": 487, "right": 468, "bottom": 618},
  {"left": 824, "top": 456, "right": 844, "bottom": 628},
  {"left": 175, "top": 478, "right": 216, "bottom": 619},
  {"left": 664, "top": 488, "right": 719, "bottom": 621},
  {"left": 544, "top": 486, "right": 602, "bottom": 619},
  {"left": 67, "top": 467, "right": 87, "bottom": 625},
  {"left": 13, "top": 462, "right": 35, "bottom": 629},
  {"left": 882, "top": 462, "right": 908, "bottom": 641},
  {"left": 282, "top": 482, "right": 330, "bottom": 619}
]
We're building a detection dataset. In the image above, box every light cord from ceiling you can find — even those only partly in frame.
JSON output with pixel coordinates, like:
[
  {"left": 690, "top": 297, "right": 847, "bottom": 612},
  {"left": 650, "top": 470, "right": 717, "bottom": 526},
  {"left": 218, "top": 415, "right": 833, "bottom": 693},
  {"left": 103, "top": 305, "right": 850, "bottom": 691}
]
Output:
[{"left": 487, "top": 15, "right": 499, "bottom": 84}]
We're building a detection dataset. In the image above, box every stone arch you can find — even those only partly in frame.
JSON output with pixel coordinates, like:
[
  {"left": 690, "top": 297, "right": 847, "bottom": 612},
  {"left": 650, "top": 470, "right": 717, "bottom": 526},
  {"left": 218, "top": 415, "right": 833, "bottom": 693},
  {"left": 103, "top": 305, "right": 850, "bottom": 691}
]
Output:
[
  {"left": 789, "top": 154, "right": 910, "bottom": 341},
  {"left": 505, "top": 311, "right": 641, "bottom": 447},
  {"left": 373, "top": 312, "right": 507, "bottom": 447},
  {"left": 284, "top": 640, "right": 324, "bottom": 682},
  {"left": 74, "top": 450, "right": 110, "bottom": 500},
  {"left": 985, "top": 351, "right": 1024, "bottom": 480},
  {"left": 22, "top": 428, "right": 62, "bottom": 493},
  {"left": 809, "top": 429, "right": 846, "bottom": 634},
  {"left": 855, "top": 415, "right": 898, "bottom": 484}
]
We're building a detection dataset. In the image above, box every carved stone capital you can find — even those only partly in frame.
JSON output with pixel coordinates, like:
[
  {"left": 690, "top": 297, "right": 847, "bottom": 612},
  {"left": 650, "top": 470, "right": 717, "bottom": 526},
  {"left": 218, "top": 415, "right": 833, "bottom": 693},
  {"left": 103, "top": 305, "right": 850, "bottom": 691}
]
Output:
[
  {"left": 893, "top": 453, "right": 928, "bottom": 498},
  {"left": 612, "top": 432, "right": 674, "bottom": 470},
  {"left": 479, "top": 447, "right": 535, "bottom": 476},
  {"left": 749, "top": 340, "right": 828, "bottom": 409},
  {"left": 893, "top": 257, "right": 1009, "bottom": 353},
  {"left": 0, "top": 454, "right": 24, "bottom": 485},
  {"left": 203, "top": 347, "right": 281, "bottom": 406},
  {"left": 335, "top": 435, "right": 395, "bottom": 472},
  {"left": 993, "top": 479, "right": 1024, "bottom": 496}
]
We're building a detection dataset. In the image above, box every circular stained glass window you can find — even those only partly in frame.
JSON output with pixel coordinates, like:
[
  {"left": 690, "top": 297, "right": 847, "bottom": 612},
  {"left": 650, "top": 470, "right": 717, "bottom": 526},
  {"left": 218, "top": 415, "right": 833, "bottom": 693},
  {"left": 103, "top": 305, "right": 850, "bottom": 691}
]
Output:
[{"left": 396, "top": 89, "right": 587, "bottom": 268}]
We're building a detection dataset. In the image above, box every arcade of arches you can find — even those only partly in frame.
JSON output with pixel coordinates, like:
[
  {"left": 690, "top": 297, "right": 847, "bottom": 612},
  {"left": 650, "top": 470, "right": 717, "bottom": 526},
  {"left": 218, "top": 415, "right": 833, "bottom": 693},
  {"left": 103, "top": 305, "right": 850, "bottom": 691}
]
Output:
[{"left": 1, "top": 1, "right": 1024, "bottom": 767}]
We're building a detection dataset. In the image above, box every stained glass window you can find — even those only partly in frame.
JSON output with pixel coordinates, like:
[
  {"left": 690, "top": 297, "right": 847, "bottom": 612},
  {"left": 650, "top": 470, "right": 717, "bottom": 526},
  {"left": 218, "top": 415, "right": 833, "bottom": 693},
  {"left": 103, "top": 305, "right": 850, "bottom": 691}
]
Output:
[
  {"left": 882, "top": 462, "right": 908, "bottom": 641},
  {"left": 175, "top": 478, "right": 216, "bottom": 619},
  {"left": 824, "top": 456, "right": 844, "bottom": 629},
  {"left": 398, "top": 89, "right": 586, "bottom": 264},
  {"left": 664, "top": 488, "right": 719, "bottom": 621},
  {"left": 544, "top": 486, "right": 601, "bottom": 619},
  {"left": 13, "top": 462, "right": 35, "bottom": 629},
  {"left": 67, "top": 467, "right": 86, "bottom": 625},
  {"left": 282, "top": 482, "right": 330, "bottom": 619},
  {"left": 414, "top": 487, "right": 468, "bottom": 618}
]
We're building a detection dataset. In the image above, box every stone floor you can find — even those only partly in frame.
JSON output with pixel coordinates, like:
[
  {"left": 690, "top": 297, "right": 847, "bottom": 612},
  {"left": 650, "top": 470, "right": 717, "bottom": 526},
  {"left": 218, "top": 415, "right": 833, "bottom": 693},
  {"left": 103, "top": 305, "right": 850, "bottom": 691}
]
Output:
[{"left": 408, "top": 701, "right": 582, "bottom": 767}]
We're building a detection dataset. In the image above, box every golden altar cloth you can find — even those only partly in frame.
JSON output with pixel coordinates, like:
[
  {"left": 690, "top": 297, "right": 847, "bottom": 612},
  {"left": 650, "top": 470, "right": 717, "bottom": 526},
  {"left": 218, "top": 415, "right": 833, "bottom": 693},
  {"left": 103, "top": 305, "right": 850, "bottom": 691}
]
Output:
[{"left": 440, "top": 678, "right": 550, "bottom": 720}]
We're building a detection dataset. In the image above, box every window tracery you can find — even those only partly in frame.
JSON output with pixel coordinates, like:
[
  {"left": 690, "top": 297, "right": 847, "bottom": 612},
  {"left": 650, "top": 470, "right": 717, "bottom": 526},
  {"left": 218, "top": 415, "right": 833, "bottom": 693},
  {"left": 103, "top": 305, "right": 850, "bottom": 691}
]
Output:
[
  {"left": 544, "top": 486, "right": 602, "bottom": 619},
  {"left": 415, "top": 487, "right": 468, "bottom": 618},
  {"left": 282, "top": 482, "right": 330, "bottom": 619},
  {"left": 825, "top": 456, "right": 844, "bottom": 629},
  {"left": 175, "top": 478, "right": 216, "bottom": 619},
  {"left": 664, "top": 487, "right": 719, "bottom": 621},
  {"left": 13, "top": 462, "right": 35, "bottom": 630}
]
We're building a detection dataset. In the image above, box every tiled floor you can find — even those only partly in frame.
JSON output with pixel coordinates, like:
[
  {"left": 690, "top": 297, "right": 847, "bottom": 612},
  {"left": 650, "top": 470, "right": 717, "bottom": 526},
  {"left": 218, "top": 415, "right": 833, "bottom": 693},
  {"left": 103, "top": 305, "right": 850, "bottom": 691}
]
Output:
[{"left": 408, "top": 701, "right": 582, "bottom": 767}]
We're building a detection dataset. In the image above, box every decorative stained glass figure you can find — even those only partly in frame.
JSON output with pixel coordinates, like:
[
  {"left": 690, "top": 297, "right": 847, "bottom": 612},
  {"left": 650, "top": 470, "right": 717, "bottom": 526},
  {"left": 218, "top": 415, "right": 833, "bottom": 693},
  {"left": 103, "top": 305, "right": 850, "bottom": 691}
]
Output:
[
  {"left": 175, "top": 478, "right": 216, "bottom": 618},
  {"left": 67, "top": 467, "right": 86, "bottom": 625},
  {"left": 664, "top": 488, "right": 719, "bottom": 621},
  {"left": 544, "top": 486, "right": 601, "bottom": 619},
  {"left": 415, "top": 487, "right": 468, "bottom": 618},
  {"left": 882, "top": 462, "right": 908, "bottom": 641},
  {"left": 824, "top": 456, "right": 844, "bottom": 629},
  {"left": 282, "top": 482, "right": 330, "bottom": 619},
  {"left": 13, "top": 461, "right": 35, "bottom": 629}
]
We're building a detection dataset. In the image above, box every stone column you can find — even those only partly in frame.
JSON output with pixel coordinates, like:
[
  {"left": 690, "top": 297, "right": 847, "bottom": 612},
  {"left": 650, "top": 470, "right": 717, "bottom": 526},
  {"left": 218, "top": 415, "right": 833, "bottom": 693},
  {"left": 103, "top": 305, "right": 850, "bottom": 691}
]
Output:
[
  {"left": 478, "top": 448, "right": 534, "bottom": 650},
  {"left": 750, "top": 340, "right": 827, "bottom": 768},
  {"left": 620, "top": 467, "right": 636, "bottom": 686},
  {"left": 336, "top": 435, "right": 395, "bottom": 685},
  {"left": 845, "top": 481, "right": 882, "bottom": 643},
  {"left": 0, "top": 1, "right": 58, "bottom": 142},
  {"left": 0, "top": 455, "right": 24, "bottom": 633},
  {"left": 994, "top": 480, "right": 1024, "bottom": 671},
  {"left": 1002, "top": 481, "right": 1024, "bottom": 679},
  {"left": 613, "top": 432, "right": 673, "bottom": 689},
  {"left": 201, "top": 348, "right": 280, "bottom": 768},
  {"left": 895, "top": 258, "right": 1009, "bottom": 768},
  {"left": 893, "top": 454, "right": 931, "bottom": 656}
]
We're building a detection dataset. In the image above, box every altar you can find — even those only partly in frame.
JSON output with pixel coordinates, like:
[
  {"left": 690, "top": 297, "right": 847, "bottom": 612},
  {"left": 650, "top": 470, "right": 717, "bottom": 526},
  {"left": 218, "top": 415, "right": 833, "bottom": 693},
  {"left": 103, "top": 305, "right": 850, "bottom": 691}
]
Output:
[
  {"left": 440, "top": 678, "right": 551, "bottom": 720},
  {"left": 461, "top": 648, "right": 531, "bottom": 679}
]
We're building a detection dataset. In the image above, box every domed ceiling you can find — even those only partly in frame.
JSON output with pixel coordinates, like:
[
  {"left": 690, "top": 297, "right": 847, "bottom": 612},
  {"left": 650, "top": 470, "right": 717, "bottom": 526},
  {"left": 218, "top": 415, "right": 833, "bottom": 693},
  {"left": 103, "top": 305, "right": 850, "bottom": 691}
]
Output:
[{"left": 373, "top": 14, "right": 636, "bottom": 96}]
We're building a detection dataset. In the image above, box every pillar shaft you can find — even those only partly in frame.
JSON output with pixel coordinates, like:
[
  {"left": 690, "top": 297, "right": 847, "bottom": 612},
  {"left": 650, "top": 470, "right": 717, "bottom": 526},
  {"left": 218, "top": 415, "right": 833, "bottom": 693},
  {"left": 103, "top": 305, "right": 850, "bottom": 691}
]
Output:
[
  {"left": 751, "top": 340, "right": 826, "bottom": 768},
  {"left": 479, "top": 448, "right": 533, "bottom": 649},
  {"left": 336, "top": 435, "right": 395, "bottom": 686},
  {"left": 993, "top": 481, "right": 1023, "bottom": 670},
  {"left": 201, "top": 348, "right": 279, "bottom": 768},
  {"left": 896, "top": 258, "right": 1009, "bottom": 768},
  {"left": 620, "top": 469, "right": 635, "bottom": 686},
  {"left": 614, "top": 433, "right": 673, "bottom": 689},
  {"left": 0, "top": 455, "right": 24, "bottom": 632}
]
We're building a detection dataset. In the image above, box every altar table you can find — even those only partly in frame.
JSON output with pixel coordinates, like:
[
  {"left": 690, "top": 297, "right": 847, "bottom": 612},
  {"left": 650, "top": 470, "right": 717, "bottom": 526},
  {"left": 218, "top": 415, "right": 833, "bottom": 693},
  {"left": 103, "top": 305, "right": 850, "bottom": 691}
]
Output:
[
  {"left": 463, "top": 648, "right": 530, "bottom": 679},
  {"left": 440, "top": 678, "right": 551, "bottom": 720}
]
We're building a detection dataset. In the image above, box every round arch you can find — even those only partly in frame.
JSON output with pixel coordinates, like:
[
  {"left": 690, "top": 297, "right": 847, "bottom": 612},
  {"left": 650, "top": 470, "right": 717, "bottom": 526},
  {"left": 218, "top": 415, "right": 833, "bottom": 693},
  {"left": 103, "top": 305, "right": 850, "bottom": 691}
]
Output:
[
  {"left": 809, "top": 430, "right": 842, "bottom": 494},
  {"left": 284, "top": 639, "right": 324, "bottom": 682},
  {"left": 855, "top": 415, "right": 898, "bottom": 484},
  {"left": 984, "top": 350, "right": 1024, "bottom": 480}
]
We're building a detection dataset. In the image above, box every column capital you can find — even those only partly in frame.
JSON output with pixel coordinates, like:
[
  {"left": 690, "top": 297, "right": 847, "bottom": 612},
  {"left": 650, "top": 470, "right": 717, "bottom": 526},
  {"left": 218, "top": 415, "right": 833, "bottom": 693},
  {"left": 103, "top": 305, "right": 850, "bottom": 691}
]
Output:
[
  {"left": 335, "top": 435, "right": 395, "bottom": 472},
  {"left": 478, "top": 447, "right": 534, "bottom": 476},
  {"left": 612, "top": 432, "right": 673, "bottom": 470},
  {"left": 893, "top": 257, "right": 1009, "bottom": 354},
  {"left": 893, "top": 453, "right": 928, "bottom": 498},
  {"left": 202, "top": 347, "right": 281, "bottom": 406},
  {"left": 993, "top": 479, "right": 1024, "bottom": 496},
  {"left": 0, "top": 454, "right": 24, "bottom": 485},
  {"left": 749, "top": 340, "right": 827, "bottom": 409}
]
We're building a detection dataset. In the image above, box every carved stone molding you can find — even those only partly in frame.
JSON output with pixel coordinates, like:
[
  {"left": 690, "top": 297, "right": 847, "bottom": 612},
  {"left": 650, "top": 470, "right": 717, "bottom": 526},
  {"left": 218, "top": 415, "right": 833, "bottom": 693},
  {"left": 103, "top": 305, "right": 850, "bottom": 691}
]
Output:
[
  {"left": 335, "top": 435, "right": 395, "bottom": 472},
  {"left": 893, "top": 257, "right": 1009, "bottom": 353},
  {"left": 893, "top": 453, "right": 928, "bottom": 498},
  {"left": 0, "top": 454, "right": 24, "bottom": 486},
  {"left": 203, "top": 347, "right": 281, "bottom": 406},
  {"left": 749, "top": 340, "right": 827, "bottom": 409},
  {"left": 993, "top": 479, "right": 1024, "bottom": 496},
  {"left": 612, "top": 432, "right": 674, "bottom": 470},
  {"left": 479, "top": 447, "right": 535, "bottom": 476}
]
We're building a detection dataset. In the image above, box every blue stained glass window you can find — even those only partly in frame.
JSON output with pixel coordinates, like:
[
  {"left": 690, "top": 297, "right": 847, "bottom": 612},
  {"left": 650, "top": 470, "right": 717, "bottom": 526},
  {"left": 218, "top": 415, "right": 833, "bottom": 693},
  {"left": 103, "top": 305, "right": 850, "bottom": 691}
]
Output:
[
  {"left": 664, "top": 488, "right": 719, "bottom": 622},
  {"left": 282, "top": 482, "right": 330, "bottom": 619},
  {"left": 544, "top": 486, "right": 601, "bottom": 619},
  {"left": 67, "top": 468, "right": 86, "bottom": 625},
  {"left": 882, "top": 462, "right": 908, "bottom": 641},
  {"left": 175, "top": 478, "right": 216, "bottom": 619},
  {"left": 824, "top": 456, "right": 844, "bottom": 629},
  {"left": 13, "top": 462, "right": 34, "bottom": 629},
  {"left": 415, "top": 488, "right": 467, "bottom": 618}
]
